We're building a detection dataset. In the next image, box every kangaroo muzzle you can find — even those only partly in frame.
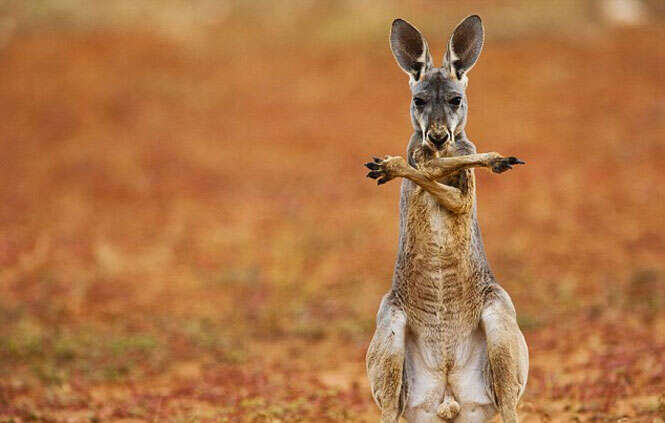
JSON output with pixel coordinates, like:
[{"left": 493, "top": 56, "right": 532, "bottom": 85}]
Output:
[{"left": 425, "top": 123, "right": 452, "bottom": 150}]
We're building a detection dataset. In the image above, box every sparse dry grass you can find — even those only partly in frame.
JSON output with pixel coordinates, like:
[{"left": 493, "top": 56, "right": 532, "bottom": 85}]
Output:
[{"left": 0, "top": 3, "right": 664, "bottom": 422}]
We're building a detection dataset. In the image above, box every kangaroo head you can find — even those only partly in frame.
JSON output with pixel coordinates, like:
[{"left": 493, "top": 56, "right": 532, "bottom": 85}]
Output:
[{"left": 390, "top": 16, "right": 484, "bottom": 153}]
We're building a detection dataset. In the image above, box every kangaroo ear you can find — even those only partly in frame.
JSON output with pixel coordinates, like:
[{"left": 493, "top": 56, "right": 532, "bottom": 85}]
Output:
[
  {"left": 443, "top": 15, "right": 484, "bottom": 81},
  {"left": 390, "top": 19, "right": 433, "bottom": 83}
]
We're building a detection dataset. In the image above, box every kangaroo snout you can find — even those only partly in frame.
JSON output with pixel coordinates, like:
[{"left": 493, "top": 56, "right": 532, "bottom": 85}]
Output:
[
  {"left": 426, "top": 124, "right": 451, "bottom": 149},
  {"left": 427, "top": 130, "right": 449, "bottom": 146}
]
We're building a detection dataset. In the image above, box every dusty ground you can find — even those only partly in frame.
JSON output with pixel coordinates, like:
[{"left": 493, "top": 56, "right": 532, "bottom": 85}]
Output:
[{"left": 0, "top": 12, "right": 664, "bottom": 423}]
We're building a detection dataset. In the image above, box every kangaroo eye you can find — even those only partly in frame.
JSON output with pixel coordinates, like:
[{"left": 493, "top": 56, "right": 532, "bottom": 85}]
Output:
[
  {"left": 449, "top": 96, "right": 462, "bottom": 106},
  {"left": 413, "top": 97, "right": 427, "bottom": 107}
]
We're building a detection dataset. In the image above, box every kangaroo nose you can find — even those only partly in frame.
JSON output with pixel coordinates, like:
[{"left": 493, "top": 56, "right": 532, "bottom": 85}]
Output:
[{"left": 428, "top": 131, "right": 450, "bottom": 147}]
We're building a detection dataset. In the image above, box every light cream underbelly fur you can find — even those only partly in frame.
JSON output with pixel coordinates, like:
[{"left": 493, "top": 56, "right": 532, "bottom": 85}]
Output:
[{"left": 403, "top": 328, "right": 495, "bottom": 423}]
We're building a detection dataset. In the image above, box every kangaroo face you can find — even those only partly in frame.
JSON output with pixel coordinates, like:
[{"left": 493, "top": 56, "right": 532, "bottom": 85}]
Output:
[
  {"left": 410, "top": 72, "right": 467, "bottom": 152},
  {"left": 390, "top": 16, "right": 484, "bottom": 153}
]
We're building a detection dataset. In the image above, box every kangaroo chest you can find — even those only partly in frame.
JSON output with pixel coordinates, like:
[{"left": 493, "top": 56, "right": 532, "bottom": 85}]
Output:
[{"left": 394, "top": 179, "right": 484, "bottom": 350}]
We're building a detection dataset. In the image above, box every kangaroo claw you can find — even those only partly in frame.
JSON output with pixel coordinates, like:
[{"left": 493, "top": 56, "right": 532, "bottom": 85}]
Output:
[
  {"left": 367, "top": 170, "right": 383, "bottom": 179},
  {"left": 507, "top": 156, "right": 525, "bottom": 165},
  {"left": 365, "top": 162, "right": 381, "bottom": 170}
]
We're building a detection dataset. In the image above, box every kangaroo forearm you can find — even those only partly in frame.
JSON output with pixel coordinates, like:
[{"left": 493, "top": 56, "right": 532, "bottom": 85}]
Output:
[
  {"left": 424, "top": 153, "right": 496, "bottom": 179},
  {"left": 402, "top": 167, "right": 469, "bottom": 213}
]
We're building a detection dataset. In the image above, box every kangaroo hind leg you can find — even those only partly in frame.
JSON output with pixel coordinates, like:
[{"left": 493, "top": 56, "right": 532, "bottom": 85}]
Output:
[
  {"left": 480, "top": 286, "right": 529, "bottom": 423},
  {"left": 366, "top": 293, "right": 408, "bottom": 423}
]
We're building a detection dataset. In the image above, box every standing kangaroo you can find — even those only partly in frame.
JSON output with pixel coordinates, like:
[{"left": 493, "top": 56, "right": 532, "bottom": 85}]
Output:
[{"left": 364, "top": 16, "right": 529, "bottom": 423}]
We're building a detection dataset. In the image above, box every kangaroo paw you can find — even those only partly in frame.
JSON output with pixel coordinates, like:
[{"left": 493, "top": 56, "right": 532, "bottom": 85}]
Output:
[
  {"left": 436, "top": 397, "right": 460, "bottom": 421},
  {"left": 365, "top": 155, "right": 407, "bottom": 185},
  {"left": 489, "top": 156, "right": 525, "bottom": 174}
]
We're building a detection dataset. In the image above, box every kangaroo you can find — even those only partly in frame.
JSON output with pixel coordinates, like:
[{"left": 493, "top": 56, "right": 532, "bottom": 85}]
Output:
[{"left": 364, "top": 16, "right": 529, "bottom": 423}]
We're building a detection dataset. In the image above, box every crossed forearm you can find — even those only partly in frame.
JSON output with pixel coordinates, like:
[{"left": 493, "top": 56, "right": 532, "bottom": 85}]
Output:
[{"left": 420, "top": 152, "right": 498, "bottom": 179}]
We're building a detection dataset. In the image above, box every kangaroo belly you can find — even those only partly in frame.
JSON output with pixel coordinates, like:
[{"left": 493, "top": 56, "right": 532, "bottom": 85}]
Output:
[
  {"left": 403, "top": 328, "right": 496, "bottom": 423},
  {"left": 447, "top": 328, "right": 494, "bottom": 406},
  {"left": 403, "top": 334, "right": 447, "bottom": 421}
]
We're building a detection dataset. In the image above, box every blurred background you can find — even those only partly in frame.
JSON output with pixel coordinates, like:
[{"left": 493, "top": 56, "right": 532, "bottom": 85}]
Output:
[{"left": 0, "top": 1, "right": 664, "bottom": 422}]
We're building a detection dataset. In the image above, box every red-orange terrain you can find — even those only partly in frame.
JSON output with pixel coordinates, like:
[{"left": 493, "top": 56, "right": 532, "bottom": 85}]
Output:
[{"left": 0, "top": 18, "right": 664, "bottom": 423}]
